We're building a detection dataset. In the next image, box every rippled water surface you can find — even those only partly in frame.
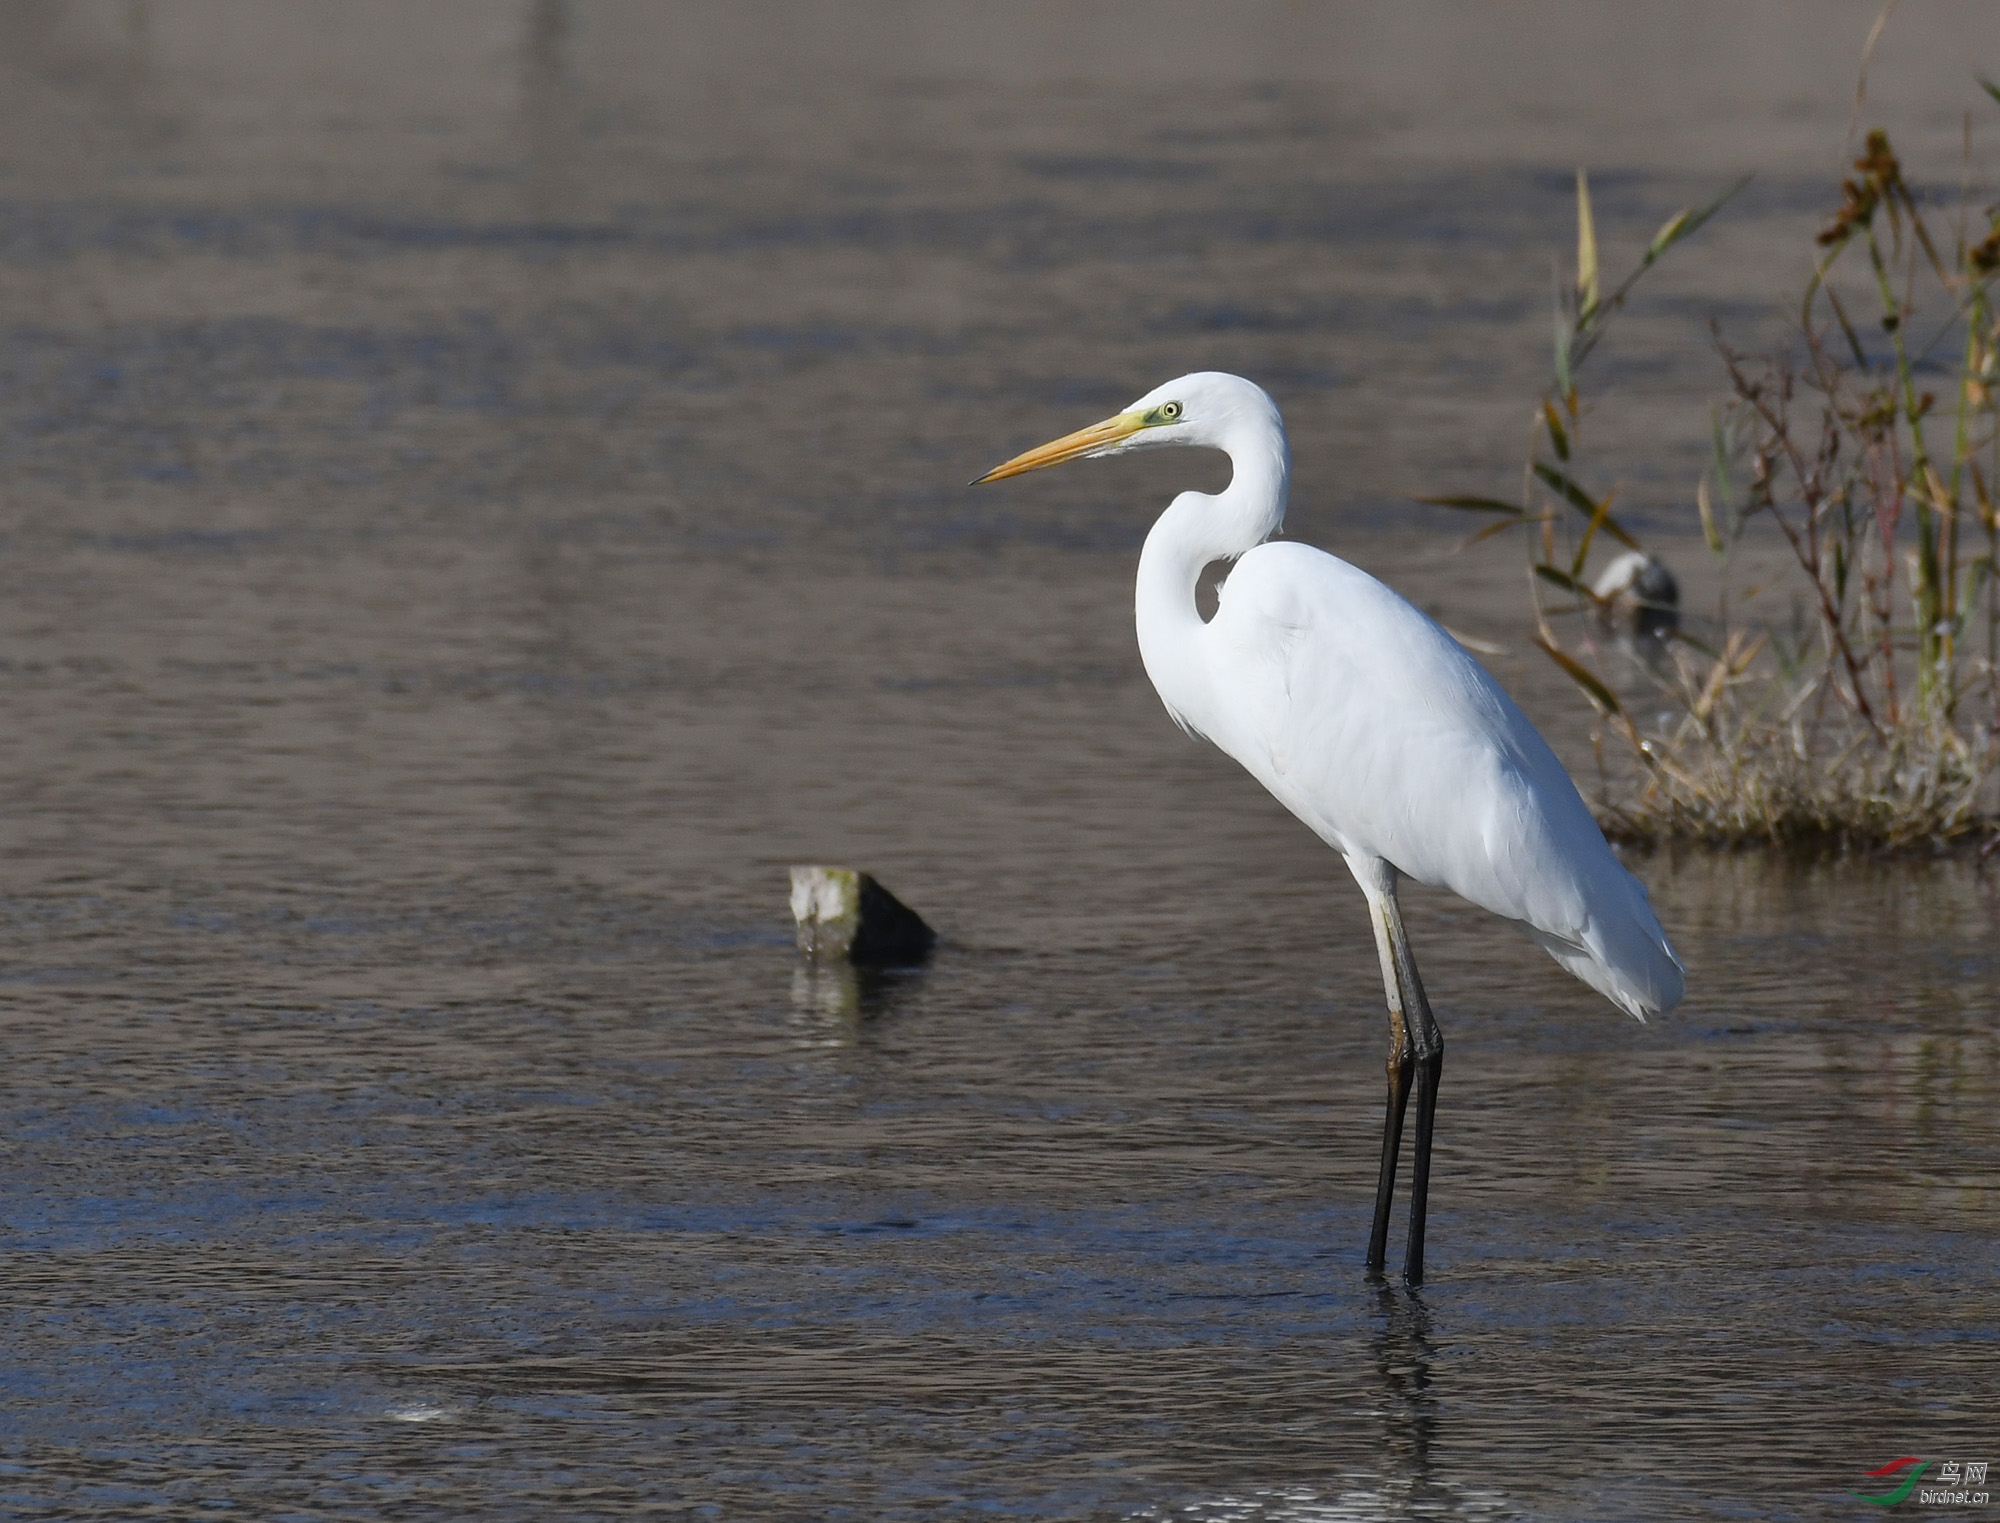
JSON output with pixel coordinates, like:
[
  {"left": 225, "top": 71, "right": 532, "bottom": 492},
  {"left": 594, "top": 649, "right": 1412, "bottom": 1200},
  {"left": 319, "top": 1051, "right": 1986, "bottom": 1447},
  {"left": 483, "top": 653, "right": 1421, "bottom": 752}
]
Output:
[{"left": 2, "top": 3, "right": 1998, "bottom": 1518}]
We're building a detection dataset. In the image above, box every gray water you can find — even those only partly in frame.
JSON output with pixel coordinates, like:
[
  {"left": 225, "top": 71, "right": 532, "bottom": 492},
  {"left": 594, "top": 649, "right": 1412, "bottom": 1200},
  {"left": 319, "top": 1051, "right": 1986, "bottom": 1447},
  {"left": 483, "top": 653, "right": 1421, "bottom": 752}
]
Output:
[{"left": 2, "top": 3, "right": 1998, "bottom": 1518}]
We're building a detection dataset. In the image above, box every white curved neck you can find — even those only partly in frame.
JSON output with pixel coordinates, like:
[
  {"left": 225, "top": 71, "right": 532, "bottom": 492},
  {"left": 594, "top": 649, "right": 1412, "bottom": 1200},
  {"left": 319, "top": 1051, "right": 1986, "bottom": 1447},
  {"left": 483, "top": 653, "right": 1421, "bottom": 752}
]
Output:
[{"left": 1134, "top": 414, "right": 1290, "bottom": 727}]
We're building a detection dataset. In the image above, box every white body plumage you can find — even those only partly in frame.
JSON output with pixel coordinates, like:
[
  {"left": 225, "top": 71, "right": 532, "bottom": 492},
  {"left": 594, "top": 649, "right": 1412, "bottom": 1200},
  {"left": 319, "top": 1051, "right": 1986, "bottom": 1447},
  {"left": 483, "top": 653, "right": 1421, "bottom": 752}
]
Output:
[{"left": 1161, "top": 538, "right": 1682, "bottom": 1019}]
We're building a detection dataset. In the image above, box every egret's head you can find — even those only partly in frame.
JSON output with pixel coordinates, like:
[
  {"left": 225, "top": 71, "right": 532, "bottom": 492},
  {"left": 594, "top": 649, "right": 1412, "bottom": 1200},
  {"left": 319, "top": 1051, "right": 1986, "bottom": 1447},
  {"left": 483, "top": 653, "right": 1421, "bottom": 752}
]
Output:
[{"left": 972, "top": 372, "right": 1279, "bottom": 484}]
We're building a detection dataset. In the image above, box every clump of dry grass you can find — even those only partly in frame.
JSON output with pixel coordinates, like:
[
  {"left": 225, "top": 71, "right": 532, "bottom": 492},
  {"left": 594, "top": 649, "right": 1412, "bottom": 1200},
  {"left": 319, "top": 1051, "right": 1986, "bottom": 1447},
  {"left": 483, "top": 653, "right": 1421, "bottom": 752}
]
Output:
[{"left": 1429, "top": 102, "right": 2000, "bottom": 854}]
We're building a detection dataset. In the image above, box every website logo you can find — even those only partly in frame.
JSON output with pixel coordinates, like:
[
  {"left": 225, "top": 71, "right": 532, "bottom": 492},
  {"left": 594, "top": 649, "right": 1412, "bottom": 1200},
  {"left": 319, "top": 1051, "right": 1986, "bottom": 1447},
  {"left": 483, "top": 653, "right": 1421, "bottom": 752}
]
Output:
[{"left": 1851, "top": 1457, "right": 1990, "bottom": 1508}]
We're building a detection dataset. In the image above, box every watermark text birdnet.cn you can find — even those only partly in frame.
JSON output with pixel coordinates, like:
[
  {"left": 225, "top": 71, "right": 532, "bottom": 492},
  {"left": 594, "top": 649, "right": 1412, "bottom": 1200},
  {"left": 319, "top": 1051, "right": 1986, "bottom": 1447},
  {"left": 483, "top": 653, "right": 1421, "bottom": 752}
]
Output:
[{"left": 1851, "top": 1457, "right": 1990, "bottom": 1507}]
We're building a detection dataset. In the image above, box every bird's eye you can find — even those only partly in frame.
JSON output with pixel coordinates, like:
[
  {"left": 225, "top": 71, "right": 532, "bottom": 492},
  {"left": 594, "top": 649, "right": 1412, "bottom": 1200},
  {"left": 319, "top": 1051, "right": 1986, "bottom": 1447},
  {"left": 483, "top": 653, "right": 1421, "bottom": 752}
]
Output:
[{"left": 1162, "top": 401, "right": 1182, "bottom": 420}]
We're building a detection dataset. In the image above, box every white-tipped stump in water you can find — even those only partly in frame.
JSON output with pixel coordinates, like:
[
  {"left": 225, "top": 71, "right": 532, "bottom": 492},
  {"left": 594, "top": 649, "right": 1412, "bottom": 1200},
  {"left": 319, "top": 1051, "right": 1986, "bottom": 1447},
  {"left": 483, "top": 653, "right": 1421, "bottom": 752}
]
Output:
[
  {"left": 789, "top": 866, "right": 937, "bottom": 967},
  {"left": 1591, "top": 550, "right": 1680, "bottom": 641}
]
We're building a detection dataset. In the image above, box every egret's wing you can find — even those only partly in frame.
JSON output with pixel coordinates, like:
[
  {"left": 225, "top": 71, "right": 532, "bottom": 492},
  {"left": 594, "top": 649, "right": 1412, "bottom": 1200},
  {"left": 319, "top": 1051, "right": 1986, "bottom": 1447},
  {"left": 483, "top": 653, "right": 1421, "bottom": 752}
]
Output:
[{"left": 1205, "top": 542, "right": 1683, "bottom": 1017}]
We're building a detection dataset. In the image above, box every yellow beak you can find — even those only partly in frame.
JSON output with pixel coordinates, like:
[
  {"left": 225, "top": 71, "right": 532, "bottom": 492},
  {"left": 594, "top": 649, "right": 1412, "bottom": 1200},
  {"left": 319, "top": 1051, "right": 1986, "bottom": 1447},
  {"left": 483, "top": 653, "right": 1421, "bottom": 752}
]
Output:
[{"left": 971, "top": 411, "right": 1144, "bottom": 485}]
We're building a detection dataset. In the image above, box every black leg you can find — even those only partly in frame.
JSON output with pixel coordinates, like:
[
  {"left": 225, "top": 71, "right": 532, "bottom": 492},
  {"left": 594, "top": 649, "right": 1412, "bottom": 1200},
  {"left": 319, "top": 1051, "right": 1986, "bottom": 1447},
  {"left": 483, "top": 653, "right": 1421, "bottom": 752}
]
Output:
[
  {"left": 1382, "top": 896, "right": 1444, "bottom": 1287},
  {"left": 1365, "top": 1042, "right": 1414, "bottom": 1277},
  {"left": 1359, "top": 874, "right": 1446, "bottom": 1283},
  {"left": 1402, "top": 1038, "right": 1444, "bottom": 1285}
]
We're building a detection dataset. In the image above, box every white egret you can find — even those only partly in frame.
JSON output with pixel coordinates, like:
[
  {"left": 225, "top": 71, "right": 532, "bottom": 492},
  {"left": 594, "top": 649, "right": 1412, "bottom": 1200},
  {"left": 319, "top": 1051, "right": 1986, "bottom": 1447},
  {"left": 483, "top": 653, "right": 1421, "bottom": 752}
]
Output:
[{"left": 975, "top": 372, "right": 1684, "bottom": 1285}]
